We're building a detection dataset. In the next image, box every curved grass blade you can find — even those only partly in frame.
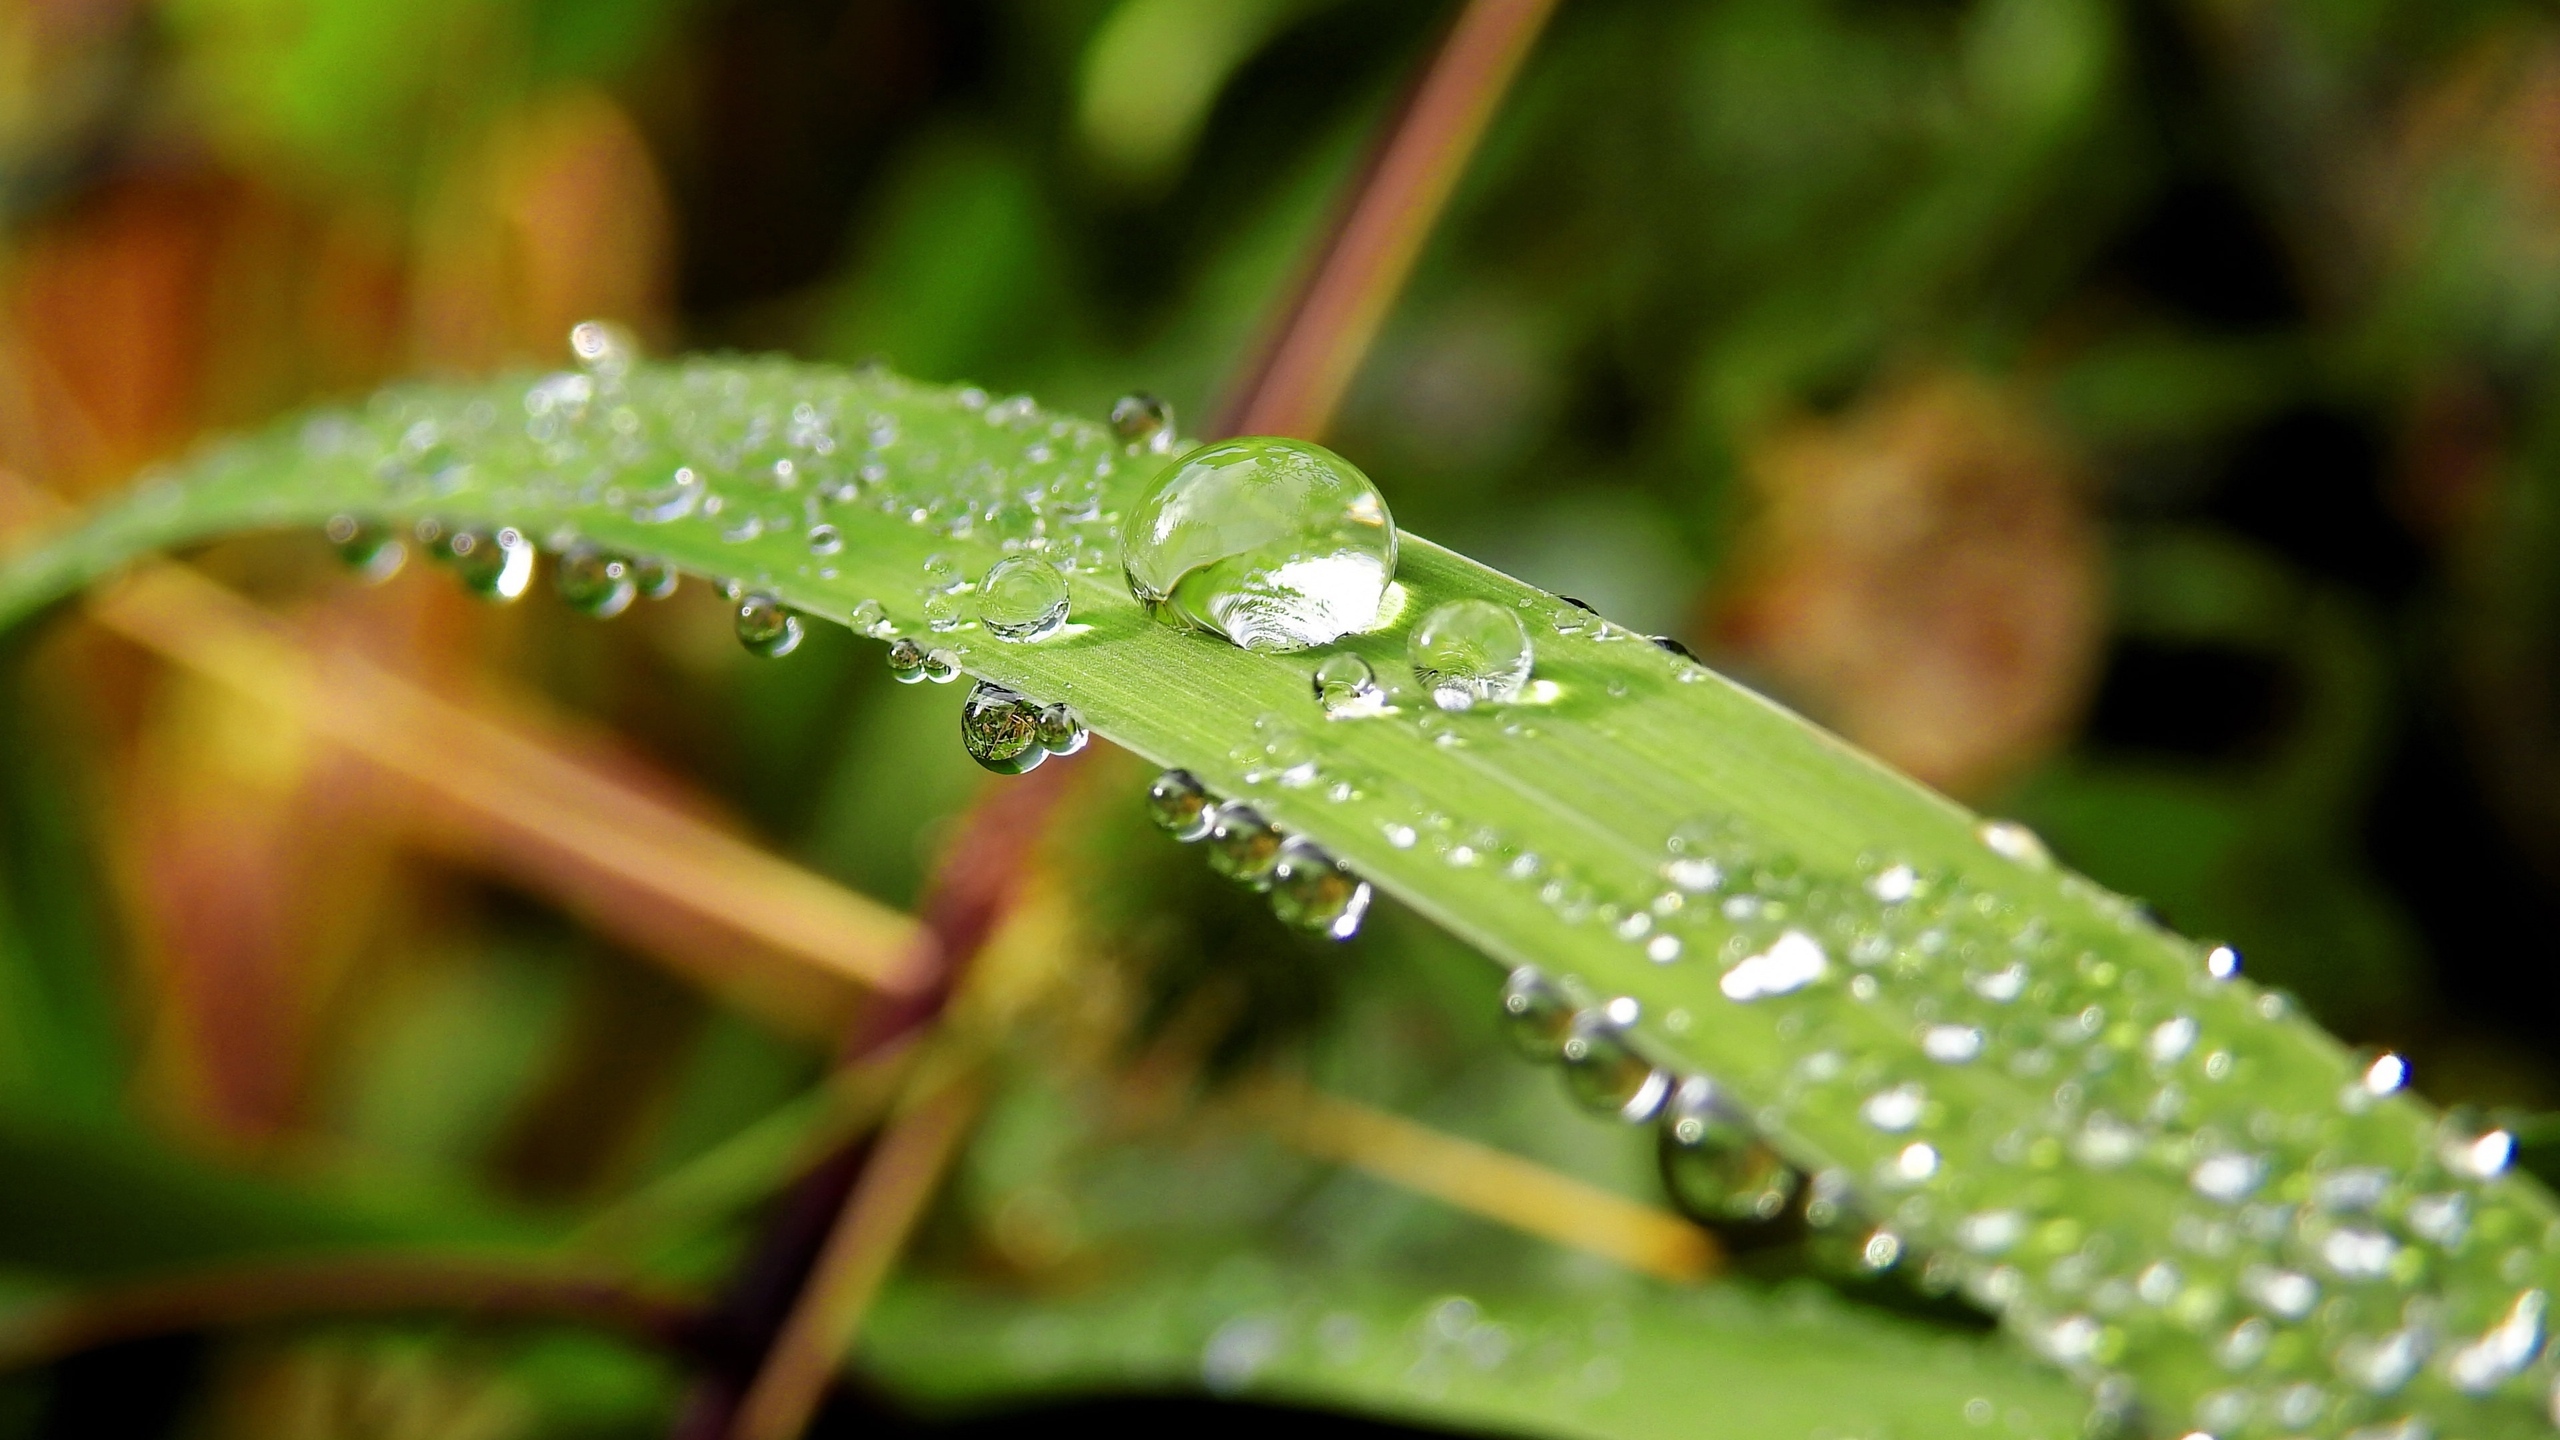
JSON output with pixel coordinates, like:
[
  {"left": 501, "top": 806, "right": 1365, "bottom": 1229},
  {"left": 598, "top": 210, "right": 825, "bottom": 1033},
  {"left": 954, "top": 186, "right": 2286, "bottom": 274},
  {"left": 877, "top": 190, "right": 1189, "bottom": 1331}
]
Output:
[
  {"left": 862, "top": 1257, "right": 2087, "bottom": 1440},
  {"left": 3, "top": 355, "right": 2556, "bottom": 1437}
]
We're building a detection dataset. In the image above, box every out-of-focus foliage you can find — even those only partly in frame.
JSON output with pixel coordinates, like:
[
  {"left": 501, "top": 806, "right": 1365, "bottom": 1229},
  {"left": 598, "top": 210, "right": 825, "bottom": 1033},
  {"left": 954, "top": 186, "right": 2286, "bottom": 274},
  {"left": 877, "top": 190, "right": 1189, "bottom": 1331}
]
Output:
[{"left": 4, "top": 0, "right": 2560, "bottom": 1436}]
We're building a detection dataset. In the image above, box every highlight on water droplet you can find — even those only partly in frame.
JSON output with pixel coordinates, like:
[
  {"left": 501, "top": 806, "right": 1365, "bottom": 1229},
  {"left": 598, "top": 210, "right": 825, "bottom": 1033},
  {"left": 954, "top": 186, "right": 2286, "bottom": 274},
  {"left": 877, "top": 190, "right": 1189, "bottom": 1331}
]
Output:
[
  {"left": 735, "top": 593, "right": 804, "bottom": 658},
  {"left": 2362, "top": 1051, "right": 2408, "bottom": 1096},
  {"left": 1976, "top": 818, "right": 2051, "bottom": 868},
  {"left": 959, "top": 681, "right": 1046, "bottom": 774},
  {"left": 2204, "top": 943, "right": 2241, "bottom": 980},
  {"left": 1109, "top": 392, "right": 1175, "bottom": 453},
  {"left": 568, "top": 319, "right": 637, "bottom": 378},
  {"left": 442, "top": 526, "right": 535, "bottom": 602},
  {"left": 1120, "top": 437, "right": 1397, "bottom": 652},
  {"left": 1270, "top": 837, "right": 1372, "bottom": 940},
  {"left": 1147, "top": 768, "right": 1213, "bottom": 840},
  {"left": 1657, "top": 1076, "right": 1799, "bottom": 1225},
  {"left": 977, "top": 556, "right": 1071, "bottom": 642},
  {"left": 1311, "top": 652, "right": 1387, "bottom": 719},
  {"left": 556, "top": 545, "right": 637, "bottom": 618},
  {"left": 1720, "top": 930, "right": 1829, "bottom": 1002},
  {"left": 1408, "top": 599, "right": 1532, "bottom": 711}
]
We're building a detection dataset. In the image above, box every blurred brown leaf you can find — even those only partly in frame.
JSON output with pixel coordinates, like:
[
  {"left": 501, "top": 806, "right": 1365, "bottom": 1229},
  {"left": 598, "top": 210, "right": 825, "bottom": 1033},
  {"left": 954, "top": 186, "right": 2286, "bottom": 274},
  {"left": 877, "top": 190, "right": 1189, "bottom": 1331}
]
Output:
[{"left": 1711, "top": 374, "right": 2103, "bottom": 797}]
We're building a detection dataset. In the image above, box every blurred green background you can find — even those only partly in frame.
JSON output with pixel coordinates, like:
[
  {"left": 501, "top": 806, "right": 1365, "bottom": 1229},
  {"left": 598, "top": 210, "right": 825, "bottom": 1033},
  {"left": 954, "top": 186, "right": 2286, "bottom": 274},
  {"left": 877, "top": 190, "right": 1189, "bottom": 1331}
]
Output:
[{"left": 6, "top": 0, "right": 2560, "bottom": 1434}]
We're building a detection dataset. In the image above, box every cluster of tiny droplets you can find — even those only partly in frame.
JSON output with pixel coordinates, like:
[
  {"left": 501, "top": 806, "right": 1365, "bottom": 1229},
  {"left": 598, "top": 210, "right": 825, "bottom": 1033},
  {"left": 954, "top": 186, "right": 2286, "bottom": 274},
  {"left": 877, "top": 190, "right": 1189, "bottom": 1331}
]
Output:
[
  {"left": 1147, "top": 768, "right": 1373, "bottom": 941},
  {"left": 1480, "top": 801, "right": 2557, "bottom": 1439},
  {"left": 286, "top": 322, "right": 1137, "bottom": 667}
]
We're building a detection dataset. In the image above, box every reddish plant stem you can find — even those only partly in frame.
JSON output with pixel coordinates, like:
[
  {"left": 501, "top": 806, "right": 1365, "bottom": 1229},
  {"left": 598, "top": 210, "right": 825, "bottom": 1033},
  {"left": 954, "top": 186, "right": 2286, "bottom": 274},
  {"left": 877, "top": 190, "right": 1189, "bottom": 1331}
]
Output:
[{"left": 1214, "top": 0, "right": 1564, "bottom": 441}]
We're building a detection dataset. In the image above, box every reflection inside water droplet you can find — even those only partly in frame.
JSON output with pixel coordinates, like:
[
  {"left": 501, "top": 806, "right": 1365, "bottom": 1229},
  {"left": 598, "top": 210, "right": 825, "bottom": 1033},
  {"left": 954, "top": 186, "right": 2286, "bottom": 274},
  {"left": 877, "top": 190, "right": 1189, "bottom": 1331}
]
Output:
[
  {"left": 1147, "top": 769, "right": 1213, "bottom": 840},
  {"left": 1121, "top": 437, "right": 1397, "bottom": 652},
  {"left": 1270, "top": 837, "right": 1372, "bottom": 940},
  {"left": 1110, "top": 392, "right": 1176, "bottom": 453},
  {"left": 735, "top": 593, "right": 804, "bottom": 658},
  {"left": 960, "top": 681, "right": 1045, "bottom": 774},
  {"left": 556, "top": 545, "right": 636, "bottom": 618},
  {"left": 1312, "top": 652, "right": 1387, "bottom": 718}
]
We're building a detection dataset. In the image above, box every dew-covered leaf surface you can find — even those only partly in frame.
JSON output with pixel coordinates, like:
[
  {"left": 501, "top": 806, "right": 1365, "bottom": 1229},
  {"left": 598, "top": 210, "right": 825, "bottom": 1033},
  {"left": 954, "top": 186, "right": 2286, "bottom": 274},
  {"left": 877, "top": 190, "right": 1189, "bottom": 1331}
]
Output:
[{"left": 4, "top": 355, "right": 2557, "bottom": 1437}]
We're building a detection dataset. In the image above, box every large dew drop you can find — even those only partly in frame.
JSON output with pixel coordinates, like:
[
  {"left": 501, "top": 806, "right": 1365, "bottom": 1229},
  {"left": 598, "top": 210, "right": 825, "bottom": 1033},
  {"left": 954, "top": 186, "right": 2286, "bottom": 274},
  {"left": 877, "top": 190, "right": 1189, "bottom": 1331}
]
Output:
[
  {"left": 977, "top": 557, "right": 1071, "bottom": 642},
  {"left": 1120, "top": 437, "right": 1397, "bottom": 652},
  {"left": 1408, "top": 599, "right": 1532, "bottom": 711}
]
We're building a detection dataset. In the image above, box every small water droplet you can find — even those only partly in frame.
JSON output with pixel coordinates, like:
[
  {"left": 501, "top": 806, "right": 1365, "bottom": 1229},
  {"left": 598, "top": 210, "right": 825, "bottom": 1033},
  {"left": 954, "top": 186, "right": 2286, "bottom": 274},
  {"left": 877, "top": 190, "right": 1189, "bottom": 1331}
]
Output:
[
  {"left": 1920, "top": 1024, "right": 1985, "bottom": 1064},
  {"left": 1659, "top": 1077, "right": 1798, "bottom": 1222},
  {"left": 1312, "top": 652, "right": 1387, "bottom": 718},
  {"left": 851, "top": 598, "right": 894, "bottom": 638},
  {"left": 923, "top": 648, "right": 961, "bottom": 683},
  {"left": 1206, "top": 803, "right": 1283, "bottom": 889},
  {"left": 1270, "top": 838, "right": 1372, "bottom": 940},
  {"left": 1034, "top": 703, "right": 1088, "bottom": 755},
  {"left": 556, "top": 545, "right": 637, "bottom": 618},
  {"left": 633, "top": 557, "right": 679, "bottom": 600},
  {"left": 1499, "top": 966, "right": 1573, "bottom": 1057},
  {"left": 1649, "top": 634, "right": 1698, "bottom": 660},
  {"left": 441, "top": 526, "right": 535, "bottom": 602},
  {"left": 1561, "top": 1001, "right": 1669, "bottom": 1121},
  {"left": 1408, "top": 599, "right": 1532, "bottom": 711},
  {"left": 325, "top": 514, "right": 406, "bottom": 583},
  {"left": 1109, "top": 392, "right": 1175, "bottom": 453},
  {"left": 1720, "top": 930, "right": 1829, "bottom": 1001},
  {"left": 736, "top": 593, "right": 804, "bottom": 658},
  {"left": 1976, "top": 819, "right": 2051, "bottom": 867},
  {"left": 887, "top": 638, "right": 931, "bottom": 683},
  {"left": 1147, "top": 769, "right": 1213, "bottom": 839},
  {"left": 977, "top": 557, "right": 1071, "bottom": 642},
  {"left": 2204, "top": 943, "right": 2241, "bottom": 980},
  {"left": 1121, "top": 437, "right": 1396, "bottom": 652},
  {"left": 807, "top": 523, "right": 843, "bottom": 555},
  {"left": 960, "top": 681, "right": 1046, "bottom": 774},
  {"left": 569, "top": 319, "right": 637, "bottom": 378},
  {"left": 633, "top": 466, "right": 704, "bottom": 523}
]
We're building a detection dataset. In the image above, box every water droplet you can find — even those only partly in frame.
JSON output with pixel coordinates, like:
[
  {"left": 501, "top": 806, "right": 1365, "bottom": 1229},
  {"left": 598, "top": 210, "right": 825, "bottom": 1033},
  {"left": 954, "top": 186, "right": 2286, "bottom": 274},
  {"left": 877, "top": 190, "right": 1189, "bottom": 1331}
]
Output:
[
  {"left": 977, "top": 557, "right": 1071, "bottom": 642},
  {"left": 1891, "top": 1142, "right": 1940, "bottom": 1183},
  {"left": 887, "top": 638, "right": 931, "bottom": 683},
  {"left": 923, "top": 648, "right": 962, "bottom": 683},
  {"left": 1956, "top": 1209, "right": 2027, "bottom": 1255},
  {"left": 1976, "top": 819, "right": 2051, "bottom": 867},
  {"left": 1270, "top": 838, "right": 1372, "bottom": 940},
  {"left": 633, "top": 466, "right": 705, "bottom": 523},
  {"left": 441, "top": 526, "right": 535, "bottom": 602},
  {"left": 1649, "top": 634, "right": 1698, "bottom": 660},
  {"left": 2149, "top": 1015, "right": 2199, "bottom": 1063},
  {"left": 1861, "top": 1084, "right": 1926, "bottom": 1133},
  {"left": 633, "top": 556, "right": 679, "bottom": 600},
  {"left": 1110, "top": 392, "right": 1175, "bottom": 453},
  {"left": 2407, "top": 1191, "right": 2468, "bottom": 1244},
  {"left": 1499, "top": 966, "right": 1573, "bottom": 1058},
  {"left": 1408, "top": 599, "right": 1532, "bottom": 711},
  {"left": 1034, "top": 703, "right": 1088, "bottom": 755},
  {"left": 960, "top": 681, "right": 1046, "bottom": 774},
  {"left": 2445, "top": 1125, "right": 2516, "bottom": 1178},
  {"left": 736, "top": 593, "right": 804, "bottom": 658},
  {"left": 325, "top": 514, "right": 405, "bottom": 583},
  {"left": 2191, "top": 1152, "right": 2267, "bottom": 1204},
  {"left": 556, "top": 545, "right": 637, "bottom": 618},
  {"left": 2334, "top": 1326, "right": 2423, "bottom": 1393},
  {"left": 2446, "top": 1289, "right": 2545, "bottom": 1393},
  {"left": 2204, "top": 943, "right": 2241, "bottom": 980},
  {"left": 1147, "top": 769, "right": 1213, "bottom": 839},
  {"left": 2362, "top": 1051, "right": 2409, "bottom": 1096},
  {"left": 1121, "top": 437, "right": 1397, "bottom": 652},
  {"left": 569, "top": 319, "right": 637, "bottom": 378},
  {"left": 1312, "top": 652, "right": 1387, "bottom": 718},
  {"left": 1659, "top": 1077, "right": 1798, "bottom": 1222},
  {"left": 1720, "top": 929, "right": 1829, "bottom": 1001},
  {"left": 807, "top": 523, "right": 843, "bottom": 556},
  {"left": 1561, "top": 1000, "right": 1669, "bottom": 1121},
  {"left": 1920, "top": 1024, "right": 1985, "bottom": 1064},
  {"left": 1205, "top": 803, "right": 1282, "bottom": 889},
  {"left": 2316, "top": 1225, "right": 2399, "bottom": 1279}
]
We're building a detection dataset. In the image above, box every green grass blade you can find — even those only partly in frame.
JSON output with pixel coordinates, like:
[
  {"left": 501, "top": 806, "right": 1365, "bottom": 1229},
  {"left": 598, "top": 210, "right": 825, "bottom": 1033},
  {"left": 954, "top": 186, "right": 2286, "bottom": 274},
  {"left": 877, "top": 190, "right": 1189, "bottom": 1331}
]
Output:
[
  {"left": 2, "top": 356, "right": 2553, "bottom": 1436},
  {"left": 865, "top": 1260, "right": 2088, "bottom": 1440}
]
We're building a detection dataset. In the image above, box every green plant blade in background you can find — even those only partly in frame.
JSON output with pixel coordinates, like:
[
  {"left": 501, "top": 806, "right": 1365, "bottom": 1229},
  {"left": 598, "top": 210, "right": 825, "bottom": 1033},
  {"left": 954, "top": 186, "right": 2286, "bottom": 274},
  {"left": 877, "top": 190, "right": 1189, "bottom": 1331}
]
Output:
[
  {"left": 864, "top": 1257, "right": 2088, "bottom": 1440},
  {"left": 2, "top": 354, "right": 2554, "bottom": 1438}
]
